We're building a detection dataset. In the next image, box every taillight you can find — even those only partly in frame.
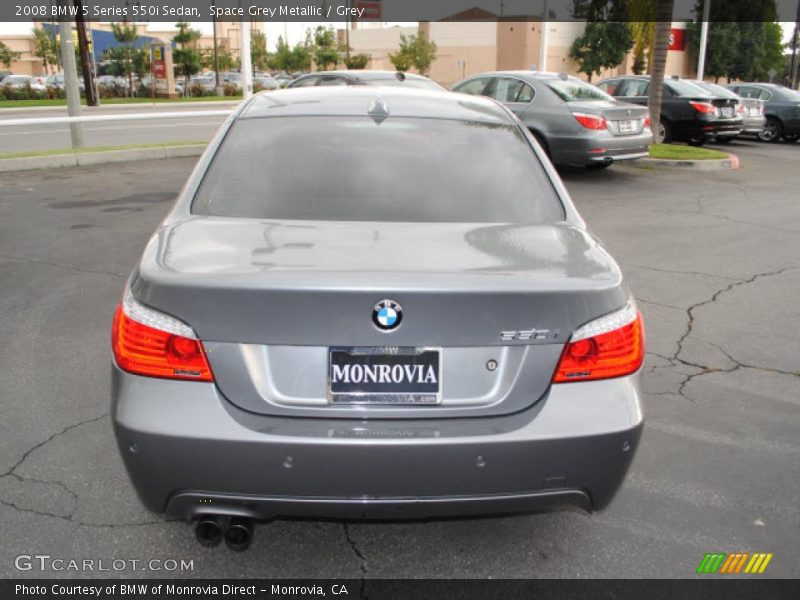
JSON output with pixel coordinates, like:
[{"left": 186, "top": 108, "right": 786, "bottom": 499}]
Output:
[
  {"left": 553, "top": 300, "right": 645, "bottom": 383},
  {"left": 644, "top": 115, "right": 651, "bottom": 129},
  {"left": 690, "top": 101, "right": 717, "bottom": 115},
  {"left": 573, "top": 112, "right": 607, "bottom": 130},
  {"left": 112, "top": 290, "right": 213, "bottom": 382},
  {"left": 736, "top": 104, "right": 745, "bottom": 114}
]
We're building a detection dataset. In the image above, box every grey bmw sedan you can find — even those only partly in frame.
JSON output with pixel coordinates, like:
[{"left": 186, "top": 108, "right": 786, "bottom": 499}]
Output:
[
  {"left": 112, "top": 86, "right": 645, "bottom": 550},
  {"left": 453, "top": 71, "right": 652, "bottom": 168}
]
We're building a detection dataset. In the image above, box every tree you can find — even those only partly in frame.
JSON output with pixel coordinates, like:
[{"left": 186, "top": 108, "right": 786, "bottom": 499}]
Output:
[
  {"left": 32, "top": 27, "right": 60, "bottom": 73},
  {"left": 313, "top": 26, "right": 340, "bottom": 71},
  {"left": 628, "top": 0, "right": 656, "bottom": 74},
  {"left": 687, "top": 20, "right": 738, "bottom": 82},
  {"left": 687, "top": 0, "right": 783, "bottom": 82},
  {"left": 569, "top": 22, "right": 633, "bottom": 81},
  {"left": 201, "top": 44, "right": 237, "bottom": 72},
  {"left": 0, "top": 41, "right": 21, "bottom": 70},
  {"left": 649, "top": 0, "right": 675, "bottom": 143},
  {"left": 753, "top": 21, "right": 785, "bottom": 81},
  {"left": 344, "top": 54, "right": 369, "bottom": 69},
  {"left": 388, "top": 37, "right": 413, "bottom": 72},
  {"left": 173, "top": 21, "right": 202, "bottom": 93},
  {"left": 267, "top": 35, "right": 311, "bottom": 73},
  {"left": 250, "top": 30, "right": 269, "bottom": 73},
  {"left": 109, "top": 21, "right": 138, "bottom": 96},
  {"left": 388, "top": 32, "right": 437, "bottom": 74},
  {"left": 131, "top": 47, "right": 150, "bottom": 80},
  {"left": 268, "top": 35, "right": 293, "bottom": 72}
]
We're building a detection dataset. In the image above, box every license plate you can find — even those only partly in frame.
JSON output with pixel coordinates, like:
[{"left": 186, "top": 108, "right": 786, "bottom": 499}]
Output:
[
  {"left": 748, "top": 107, "right": 760, "bottom": 116},
  {"left": 722, "top": 107, "right": 733, "bottom": 117},
  {"left": 619, "top": 119, "right": 635, "bottom": 133},
  {"left": 328, "top": 348, "right": 441, "bottom": 405}
]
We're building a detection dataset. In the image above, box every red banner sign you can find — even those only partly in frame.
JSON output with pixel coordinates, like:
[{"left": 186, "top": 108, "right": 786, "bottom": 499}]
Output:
[
  {"left": 354, "top": 0, "right": 381, "bottom": 21},
  {"left": 668, "top": 29, "right": 686, "bottom": 51}
]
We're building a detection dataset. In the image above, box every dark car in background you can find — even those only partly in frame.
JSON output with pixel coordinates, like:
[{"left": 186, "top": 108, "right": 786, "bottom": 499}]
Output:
[
  {"left": 598, "top": 75, "right": 741, "bottom": 145},
  {"left": 288, "top": 70, "right": 445, "bottom": 91},
  {"left": 689, "top": 80, "right": 764, "bottom": 139},
  {"left": 452, "top": 71, "right": 651, "bottom": 168},
  {"left": 725, "top": 83, "right": 800, "bottom": 143}
]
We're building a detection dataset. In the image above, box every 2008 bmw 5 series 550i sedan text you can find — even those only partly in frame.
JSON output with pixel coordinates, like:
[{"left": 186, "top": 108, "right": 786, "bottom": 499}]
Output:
[{"left": 111, "top": 86, "right": 645, "bottom": 549}]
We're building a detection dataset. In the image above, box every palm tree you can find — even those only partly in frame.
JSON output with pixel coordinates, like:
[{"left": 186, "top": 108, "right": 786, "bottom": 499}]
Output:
[
  {"left": 648, "top": 0, "right": 675, "bottom": 143},
  {"left": 111, "top": 22, "right": 138, "bottom": 97},
  {"left": 628, "top": 0, "right": 656, "bottom": 74}
]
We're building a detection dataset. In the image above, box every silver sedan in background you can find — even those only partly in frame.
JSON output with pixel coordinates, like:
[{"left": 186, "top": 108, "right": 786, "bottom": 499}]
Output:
[
  {"left": 111, "top": 87, "right": 645, "bottom": 551},
  {"left": 453, "top": 71, "right": 652, "bottom": 168},
  {"left": 689, "top": 80, "right": 765, "bottom": 139}
]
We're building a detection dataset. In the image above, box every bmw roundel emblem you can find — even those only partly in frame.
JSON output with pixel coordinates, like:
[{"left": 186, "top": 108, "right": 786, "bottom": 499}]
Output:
[{"left": 372, "top": 299, "right": 403, "bottom": 331}]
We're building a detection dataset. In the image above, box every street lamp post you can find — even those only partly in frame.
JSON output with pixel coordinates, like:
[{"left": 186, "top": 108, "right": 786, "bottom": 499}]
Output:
[{"left": 697, "top": 0, "right": 710, "bottom": 80}]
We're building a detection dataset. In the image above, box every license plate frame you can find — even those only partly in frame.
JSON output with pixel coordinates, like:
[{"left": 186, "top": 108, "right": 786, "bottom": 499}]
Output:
[
  {"left": 328, "top": 347, "right": 442, "bottom": 405},
  {"left": 619, "top": 119, "right": 636, "bottom": 133}
]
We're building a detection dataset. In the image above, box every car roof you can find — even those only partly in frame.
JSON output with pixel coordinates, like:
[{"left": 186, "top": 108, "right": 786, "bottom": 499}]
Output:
[
  {"left": 240, "top": 86, "right": 514, "bottom": 125},
  {"left": 310, "top": 70, "right": 433, "bottom": 81},
  {"left": 462, "top": 70, "right": 582, "bottom": 81}
]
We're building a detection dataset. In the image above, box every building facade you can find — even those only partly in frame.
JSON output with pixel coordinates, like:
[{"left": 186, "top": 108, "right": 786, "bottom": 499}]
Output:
[{"left": 345, "top": 21, "right": 695, "bottom": 87}]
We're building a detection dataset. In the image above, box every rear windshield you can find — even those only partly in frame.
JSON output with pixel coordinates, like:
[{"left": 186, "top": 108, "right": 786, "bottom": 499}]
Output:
[
  {"left": 193, "top": 116, "right": 564, "bottom": 223},
  {"left": 546, "top": 79, "right": 612, "bottom": 102},
  {"left": 693, "top": 81, "right": 738, "bottom": 99},
  {"left": 774, "top": 87, "right": 800, "bottom": 102},
  {"left": 666, "top": 79, "right": 712, "bottom": 97}
]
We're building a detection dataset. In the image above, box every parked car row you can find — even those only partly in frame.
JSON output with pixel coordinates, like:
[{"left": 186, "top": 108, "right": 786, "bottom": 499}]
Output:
[
  {"left": 596, "top": 75, "right": 742, "bottom": 146},
  {"left": 724, "top": 82, "right": 800, "bottom": 142}
]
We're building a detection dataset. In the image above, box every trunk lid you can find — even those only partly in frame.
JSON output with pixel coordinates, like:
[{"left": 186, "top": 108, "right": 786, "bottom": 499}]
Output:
[
  {"left": 567, "top": 100, "right": 649, "bottom": 136},
  {"left": 131, "top": 217, "right": 628, "bottom": 418}
]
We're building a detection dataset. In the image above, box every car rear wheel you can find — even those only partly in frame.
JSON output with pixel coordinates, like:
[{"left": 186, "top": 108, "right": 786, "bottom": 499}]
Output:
[
  {"left": 758, "top": 117, "right": 782, "bottom": 142},
  {"left": 656, "top": 120, "right": 672, "bottom": 144}
]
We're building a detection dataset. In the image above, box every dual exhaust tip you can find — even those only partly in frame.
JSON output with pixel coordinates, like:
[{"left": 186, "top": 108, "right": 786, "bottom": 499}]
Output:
[{"left": 195, "top": 515, "right": 254, "bottom": 551}]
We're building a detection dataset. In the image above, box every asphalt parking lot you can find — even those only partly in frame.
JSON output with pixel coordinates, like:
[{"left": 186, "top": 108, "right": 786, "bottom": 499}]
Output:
[{"left": 0, "top": 139, "right": 798, "bottom": 579}]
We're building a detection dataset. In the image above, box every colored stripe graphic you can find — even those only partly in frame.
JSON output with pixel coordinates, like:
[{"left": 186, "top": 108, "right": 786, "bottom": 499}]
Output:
[
  {"left": 698, "top": 552, "right": 773, "bottom": 574},
  {"left": 697, "top": 553, "right": 726, "bottom": 573},
  {"left": 744, "top": 553, "right": 774, "bottom": 574}
]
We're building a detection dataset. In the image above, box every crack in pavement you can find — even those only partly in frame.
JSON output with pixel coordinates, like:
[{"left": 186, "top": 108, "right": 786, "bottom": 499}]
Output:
[
  {"left": 343, "top": 522, "right": 368, "bottom": 599},
  {"left": 0, "top": 252, "right": 126, "bottom": 279},
  {"left": 652, "top": 266, "right": 800, "bottom": 403},
  {"left": 0, "top": 412, "right": 163, "bottom": 528},
  {"left": 622, "top": 262, "right": 744, "bottom": 282}
]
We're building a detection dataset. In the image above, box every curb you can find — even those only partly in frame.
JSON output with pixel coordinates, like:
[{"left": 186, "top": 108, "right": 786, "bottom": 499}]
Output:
[
  {"left": 638, "top": 152, "right": 740, "bottom": 171},
  {"left": 0, "top": 144, "right": 207, "bottom": 173}
]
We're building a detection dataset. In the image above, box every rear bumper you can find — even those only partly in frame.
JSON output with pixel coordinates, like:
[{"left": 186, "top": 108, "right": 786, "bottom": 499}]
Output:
[
  {"left": 551, "top": 130, "right": 652, "bottom": 167},
  {"left": 112, "top": 365, "right": 644, "bottom": 521},
  {"left": 705, "top": 120, "right": 742, "bottom": 138},
  {"left": 741, "top": 115, "right": 766, "bottom": 134}
]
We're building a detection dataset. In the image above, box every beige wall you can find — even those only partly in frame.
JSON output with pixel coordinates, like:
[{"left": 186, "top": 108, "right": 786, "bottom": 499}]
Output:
[
  {"left": 343, "top": 21, "right": 696, "bottom": 87},
  {"left": 0, "top": 35, "right": 39, "bottom": 75},
  {"left": 428, "top": 22, "right": 497, "bottom": 86}
]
